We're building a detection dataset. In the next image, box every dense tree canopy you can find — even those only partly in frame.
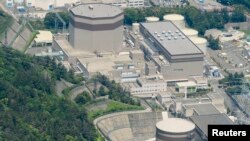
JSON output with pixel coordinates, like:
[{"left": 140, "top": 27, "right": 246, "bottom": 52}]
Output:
[
  {"left": 207, "top": 35, "right": 220, "bottom": 50},
  {"left": 44, "top": 12, "right": 69, "bottom": 30},
  {"left": 123, "top": 6, "right": 246, "bottom": 35},
  {"left": 0, "top": 47, "right": 97, "bottom": 140},
  {"left": 230, "top": 7, "right": 246, "bottom": 22},
  {"left": 92, "top": 74, "right": 140, "bottom": 106},
  {"left": 217, "top": 0, "right": 250, "bottom": 8}
]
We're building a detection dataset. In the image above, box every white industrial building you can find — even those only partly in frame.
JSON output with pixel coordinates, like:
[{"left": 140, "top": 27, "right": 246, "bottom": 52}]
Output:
[
  {"left": 126, "top": 76, "right": 167, "bottom": 96},
  {"left": 128, "top": 0, "right": 144, "bottom": 8},
  {"left": 191, "top": 76, "right": 208, "bottom": 89},
  {"left": 86, "top": 0, "right": 145, "bottom": 8},
  {"left": 26, "top": 0, "right": 80, "bottom": 10},
  {"left": 175, "top": 81, "right": 197, "bottom": 94},
  {"left": 34, "top": 30, "right": 53, "bottom": 47}
]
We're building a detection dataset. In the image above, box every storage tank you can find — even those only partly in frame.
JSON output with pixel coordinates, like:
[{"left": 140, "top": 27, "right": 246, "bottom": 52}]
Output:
[
  {"left": 163, "top": 14, "right": 185, "bottom": 29},
  {"left": 181, "top": 28, "right": 198, "bottom": 38},
  {"left": 132, "top": 23, "right": 140, "bottom": 32},
  {"left": 146, "top": 16, "right": 160, "bottom": 22},
  {"left": 156, "top": 118, "right": 196, "bottom": 141},
  {"left": 190, "top": 37, "right": 207, "bottom": 55}
]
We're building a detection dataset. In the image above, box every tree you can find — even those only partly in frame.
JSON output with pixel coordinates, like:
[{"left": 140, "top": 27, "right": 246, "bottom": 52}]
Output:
[
  {"left": 221, "top": 8, "right": 230, "bottom": 23},
  {"left": 207, "top": 36, "right": 220, "bottom": 50},
  {"left": 44, "top": 12, "right": 69, "bottom": 29},
  {"left": 98, "top": 86, "right": 106, "bottom": 96},
  {"left": 230, "top": 7, "right": 246, "bottom": 22},
  {"left": 75, "top": 91, "right": 91, "bottom": 105}
]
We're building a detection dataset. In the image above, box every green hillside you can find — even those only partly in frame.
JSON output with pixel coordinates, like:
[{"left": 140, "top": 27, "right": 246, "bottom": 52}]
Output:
[
  {"left": 0, "top": 47, "right": 97, "bottom": 141},
  {"left": 0, "top": 10, "right": 13, "bottom": 38}
]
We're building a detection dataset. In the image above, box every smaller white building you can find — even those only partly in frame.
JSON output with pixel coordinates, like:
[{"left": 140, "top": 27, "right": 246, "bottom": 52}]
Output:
[
  {"left": 130, "top": 76, "right": 167, "bottom": 95},
  {"left": 34, "top": 30, "right": 53, "bottom": 47},
  {"left": 175, "top": 81, "right": 197, "bottom": 93},
  {"left": 6, "top": 0, "right": 14, "bottom": 7},
  {"left": 157, "top": 92, "right": 171, "bottom": 104},
  {"left": 26, "top": 0, "right": 80, "bottom": 10},
  {"left": 128, "top": 0, "right": 144, "bottom": 8},
  {"left": 191, "top": 76, "right": 208, "bottom": 89}
]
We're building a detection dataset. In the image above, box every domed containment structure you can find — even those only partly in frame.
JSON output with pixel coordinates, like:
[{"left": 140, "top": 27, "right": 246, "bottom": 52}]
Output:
[
  {"left": 146, "top": 16, "right": 160, "bottom": 22},
  {"left": 163, "top": 14, "right": 185, "bottom": 29},
  {"left": 181, "top": 28, "right": 198, "bottom": 38},
  {"left": 69, "top": 4, "right": 124, "bottom": 53},
  {"left": 190, "top": 37, "right": 207, "bottom": 55},
  {"left": 156, "top": 118, "right": 196, "bottom": 141}
]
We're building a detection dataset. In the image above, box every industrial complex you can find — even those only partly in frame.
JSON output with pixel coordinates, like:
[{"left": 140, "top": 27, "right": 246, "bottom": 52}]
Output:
[{"left": 6, "top": 1, "right": 248, "bottom": 140}]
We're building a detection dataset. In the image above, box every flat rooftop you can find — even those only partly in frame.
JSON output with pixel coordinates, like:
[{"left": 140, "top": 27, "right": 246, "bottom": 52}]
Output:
[
  {"left": 190, "top": 114, "right": 234, "bottom": 137},
  {"left": 184, "top": 103, "right": 220, "bottom": 115},
  {"left": 78, "top": 54, "right": 131, "bottom": 73},
  {"left": 176, "top": 81, "right": 196, "bottom": 87},
  {"left": 140, "top": 22, "right": 203, "bottom": 55},
  {"left": 70, "top": 4, "right": 123, "bottom": 18},
  {"left": 35, "top": 30, "right": 53, "bottom": 43},
  {"left": 54, "top": 38, "right": 95, "bottom": 58}
]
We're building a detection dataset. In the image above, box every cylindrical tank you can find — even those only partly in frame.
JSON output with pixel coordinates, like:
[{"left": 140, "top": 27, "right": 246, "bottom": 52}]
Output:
[
  {"left": 132, "top": 23, "right": 140, "bottom": 32},
  {"left": 190, "top": 37, "right": 208, "bottom": 55},
  {"left": 146, "top": 16, "right": 160, "bottom": 22},
  {"left": 163, "top": 14, "right": 185, "bottom": 29},
  {"left": 156, "top": 118, "right": 196, "bottom": 141},
  {"left": 181, "top": 28, "right": 198, "bottom": 38}
]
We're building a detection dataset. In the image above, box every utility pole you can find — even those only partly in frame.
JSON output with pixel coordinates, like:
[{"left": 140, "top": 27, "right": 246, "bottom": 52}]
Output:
[{"left": 55, "top": 12, "right": 66, "bottom": 33}]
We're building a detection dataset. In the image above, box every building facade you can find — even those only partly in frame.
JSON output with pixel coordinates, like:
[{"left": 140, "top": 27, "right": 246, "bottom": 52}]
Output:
[
  {"left": 69, "top": 4, "right": 124, "bottom": 53},
  {"left": 139, "top": 22, "right": 204, "bottom": 81}
]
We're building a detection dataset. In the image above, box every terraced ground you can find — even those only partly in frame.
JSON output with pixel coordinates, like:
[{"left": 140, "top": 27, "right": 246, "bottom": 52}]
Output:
[{"left": 96, "top": 112, "right": 163, "bottom": 141}]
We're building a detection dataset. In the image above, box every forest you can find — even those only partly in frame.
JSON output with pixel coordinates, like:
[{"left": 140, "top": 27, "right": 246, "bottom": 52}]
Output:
[{"left": 0, "top": 47, "right": 98, "bottom": 141}]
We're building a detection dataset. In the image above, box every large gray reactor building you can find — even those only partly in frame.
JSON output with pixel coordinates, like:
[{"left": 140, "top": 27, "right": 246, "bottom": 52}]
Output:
[
  {"left": 69, "top": 4, "right": 124, "bottom": 53},
  {"left": 140, "top": 22, "right": 204, "bottom": 81}
]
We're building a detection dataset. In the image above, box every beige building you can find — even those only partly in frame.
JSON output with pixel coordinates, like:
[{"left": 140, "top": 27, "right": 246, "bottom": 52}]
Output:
[
  {"left": 129, "top": 76, "right": 167, "bottom": 95},
  {"left": 69, "top": 4, "right": 124, "bottom": 53}
]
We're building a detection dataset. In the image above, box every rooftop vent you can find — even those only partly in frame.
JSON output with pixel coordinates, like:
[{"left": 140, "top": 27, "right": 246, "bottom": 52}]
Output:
[
  {"left": 176, "top": 30, "right": 179, "bottom": 33},
  {"left": 89, "top": 5, "right": 94, "bottom": 10},
  {"left": 182, "top": 36, "right": 185, "bottom": 39},
  {"left": 168, "top": 30, "right": 171, "bottom": 33},
  {"left": 160, "top": 37, "right": 164, "bottom": 41},
  {"left": 165, "top": 34, "right": 168, "bottom": 37},
  {"left": 178, "top": 33, "right": 182, "bottom": 36},
  {"left": 174, "top": 37, "right": 178, "bottom": 40},
  {"left": 162, "top": 31, "right": 166, "bottom": 34},
  {"left": 157, "top": 34, "right": 161, "bottom": 37},
  {"left": 154, "top": 31, "right": 158, "bottom": 34},
  {"left": 168, "top": 37, "right": 171, "bottom": 40},
  {"left": 171, "top": 33, "right": 174, "bottom": 36}
]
